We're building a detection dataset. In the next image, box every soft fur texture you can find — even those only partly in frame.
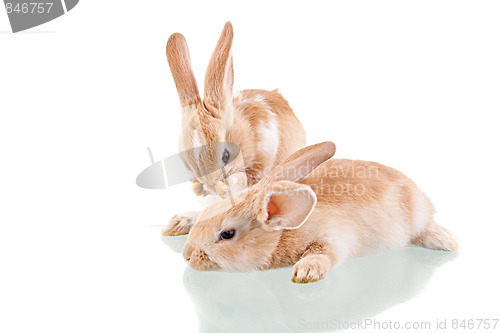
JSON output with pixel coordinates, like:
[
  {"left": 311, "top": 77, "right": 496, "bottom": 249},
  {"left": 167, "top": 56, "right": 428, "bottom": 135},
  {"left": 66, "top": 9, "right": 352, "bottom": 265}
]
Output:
[
  {"left": 162, "top": 22, "right": 305, "bottom": 236},
  {"left": 181, "top": 142, "right": 458, "bottom": 283}
]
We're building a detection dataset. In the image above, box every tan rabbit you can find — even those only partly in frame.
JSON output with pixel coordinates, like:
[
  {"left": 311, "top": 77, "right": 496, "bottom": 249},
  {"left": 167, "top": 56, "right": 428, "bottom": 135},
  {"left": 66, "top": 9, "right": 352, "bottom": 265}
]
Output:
[
  {"left": 182, "top": 142, "right": 458, "bottom": 283},
  {"left": 162, "top": 22, "right": 305, "bottom": 236}
]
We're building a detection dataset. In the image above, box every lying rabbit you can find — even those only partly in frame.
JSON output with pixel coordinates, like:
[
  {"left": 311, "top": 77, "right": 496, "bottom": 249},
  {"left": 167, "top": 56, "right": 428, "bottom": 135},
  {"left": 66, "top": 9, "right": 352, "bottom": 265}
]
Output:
[
  {"left": 163, "top": 22, "right": 305, "bottom": 236},
  {"left": 181, "top": 142, "right": 458, "bottom": 283}
]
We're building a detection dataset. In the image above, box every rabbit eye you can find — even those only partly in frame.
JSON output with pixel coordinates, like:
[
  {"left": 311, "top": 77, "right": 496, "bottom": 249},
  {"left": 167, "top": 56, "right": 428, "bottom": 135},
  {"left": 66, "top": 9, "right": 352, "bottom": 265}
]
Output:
[
  {"left": 222, "top": 149, "right": 230, "bottom": 164},
  {"left": 220, "top": 229, "right": 235, "bottom": 240}
]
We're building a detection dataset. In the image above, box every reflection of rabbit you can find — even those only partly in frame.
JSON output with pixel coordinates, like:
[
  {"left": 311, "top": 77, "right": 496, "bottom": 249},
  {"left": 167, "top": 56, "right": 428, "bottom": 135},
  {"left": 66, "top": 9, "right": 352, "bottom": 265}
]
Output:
[
  {"left": 178, "top": 245, "right": 456, "bottom": 333},
  {"left": 162, "top": 22, "right": 305, "bottom": 236},
  {"left": 182, "top": 142, "right": 458, "bottom": 283}
]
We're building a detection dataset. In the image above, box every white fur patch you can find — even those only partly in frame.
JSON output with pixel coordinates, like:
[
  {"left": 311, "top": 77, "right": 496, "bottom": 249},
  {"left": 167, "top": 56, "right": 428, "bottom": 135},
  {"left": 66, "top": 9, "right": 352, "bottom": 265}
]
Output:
[
  {"left": 326, "top": 227, "right": 358, "bottom": 264},
  {"left": 192, "top": 131, "right": 202, "bottom": 148},
  {"left": 253, "top": 93, "right": 270, "bottom": 109},
  {"left": 258, "top": 114, "right": 279, "bottom": 160},
  {"left": 180, "top": 105, "right": 196, "bottom": 124},
  {"left": 410, "top": 188, "right": 433, "bottom": 236},
  {"left": 252, "top": 93, "right": 278, "bottom": 158},
  {"left": 192, "top": 131, "right": 202, "bottom": 167}
]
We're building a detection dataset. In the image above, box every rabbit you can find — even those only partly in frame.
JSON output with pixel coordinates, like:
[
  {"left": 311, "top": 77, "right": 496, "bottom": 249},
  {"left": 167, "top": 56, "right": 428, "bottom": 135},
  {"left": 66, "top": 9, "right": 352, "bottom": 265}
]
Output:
[
  {"left": 181, "top": 141, "right": 458, "bottom": 283},
  {"left": 162, "top": 22, "right": 305, "bottom": 236}
]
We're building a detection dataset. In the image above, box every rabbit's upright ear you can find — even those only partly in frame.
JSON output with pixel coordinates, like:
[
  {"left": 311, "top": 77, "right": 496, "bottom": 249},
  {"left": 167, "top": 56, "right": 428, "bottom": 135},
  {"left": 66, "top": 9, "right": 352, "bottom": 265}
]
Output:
[
  {"left": 255, "top": 181, "right": 317, "bottom": 231},
  {"left": 166, "top": 33, "right": 201, "bottom": 108},
  {"left": 204, "top": 22, "right": 234, "bottom": 116},
  {"left": 261, "top": 141, "right": 336, "bottom": 185}
]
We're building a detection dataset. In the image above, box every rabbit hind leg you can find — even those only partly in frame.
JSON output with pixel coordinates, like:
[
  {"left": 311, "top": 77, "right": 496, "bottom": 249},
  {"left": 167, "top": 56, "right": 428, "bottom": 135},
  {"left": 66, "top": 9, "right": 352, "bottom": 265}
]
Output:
[{"left": 411, "top": 220, "right": 458, "bottom": 252}]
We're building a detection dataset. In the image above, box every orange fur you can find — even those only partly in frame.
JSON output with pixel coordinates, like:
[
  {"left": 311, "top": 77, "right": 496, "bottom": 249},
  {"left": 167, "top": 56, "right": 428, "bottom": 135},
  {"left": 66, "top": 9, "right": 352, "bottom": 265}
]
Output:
[
  {"left": 166, "top": 22, "right": 305, "bottom": 195},
  {"left": 183, "top": 142, "right": 458, "bottom": 283},
  {"left": 162, "top": 22, "right": 305, "bottom": 237}
]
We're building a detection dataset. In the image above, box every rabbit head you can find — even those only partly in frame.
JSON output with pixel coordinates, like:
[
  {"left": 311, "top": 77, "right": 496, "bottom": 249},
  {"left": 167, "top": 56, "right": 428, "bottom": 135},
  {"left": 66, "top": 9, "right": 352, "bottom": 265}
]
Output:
[
  {"left": 182, "top": 142, "right": 336, "bottom": 271},
  {"left": 166, "top": 22, "right": 243, "bottom": 194}
]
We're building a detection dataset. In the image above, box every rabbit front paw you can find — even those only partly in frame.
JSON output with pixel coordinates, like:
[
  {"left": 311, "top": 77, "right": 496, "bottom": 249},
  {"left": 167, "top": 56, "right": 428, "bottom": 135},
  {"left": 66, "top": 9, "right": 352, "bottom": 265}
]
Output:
[
  {"left": 291, "top": 254, "right": 330, "bottom": 284},
  {"left": 162, "top": 213, "right": 197, "bottom": 236},
  {"left": 215, "top": 179, "right": 232, "bottom": 198},
  {"left": 191, "top": 179, "right": 207, "bottom": 197}
]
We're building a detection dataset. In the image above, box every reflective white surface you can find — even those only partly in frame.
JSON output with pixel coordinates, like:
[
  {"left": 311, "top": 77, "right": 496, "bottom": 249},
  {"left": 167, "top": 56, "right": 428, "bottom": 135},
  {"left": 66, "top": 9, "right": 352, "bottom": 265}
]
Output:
[{"left": 164, "top": 237, "right": 458, "bottom": 333}]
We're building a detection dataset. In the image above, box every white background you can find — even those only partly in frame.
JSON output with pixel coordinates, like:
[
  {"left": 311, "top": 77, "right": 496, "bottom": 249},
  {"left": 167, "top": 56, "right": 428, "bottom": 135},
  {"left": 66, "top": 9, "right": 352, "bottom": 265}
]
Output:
[{"left": 1, "top": 1, "right": 499, "bottom": 332}]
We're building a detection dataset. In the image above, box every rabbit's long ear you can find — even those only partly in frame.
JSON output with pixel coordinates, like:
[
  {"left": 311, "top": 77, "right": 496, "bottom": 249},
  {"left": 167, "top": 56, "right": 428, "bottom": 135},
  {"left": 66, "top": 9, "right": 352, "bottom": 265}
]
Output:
[
  {"left": 260, "top": 141, "right": 336, "bottom": 185},
  {"left": 255, "top": 181, "right": 317, "bottom": 230},
  {"left": 204, "top": 22, "right": 234, "bottom": 115},
  {"left": 166, "top": 33, "right": 201, "bottom": 108}
]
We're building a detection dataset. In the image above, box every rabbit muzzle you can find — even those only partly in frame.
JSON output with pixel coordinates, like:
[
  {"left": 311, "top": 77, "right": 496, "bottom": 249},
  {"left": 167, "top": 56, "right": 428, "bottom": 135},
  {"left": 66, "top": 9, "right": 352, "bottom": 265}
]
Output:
[{"left": 183, "top": 243, "right": 220, "bottom": 271}]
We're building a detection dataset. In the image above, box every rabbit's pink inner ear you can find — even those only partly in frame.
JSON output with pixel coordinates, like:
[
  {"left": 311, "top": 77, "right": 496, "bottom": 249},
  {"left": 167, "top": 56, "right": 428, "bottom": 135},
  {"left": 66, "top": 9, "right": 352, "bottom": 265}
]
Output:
[
  {"left": 266, "top": 200, "right": 279, "bottom": 218},
  {"left": 258, "top": 181, "right": 317, "bottom": 230}
]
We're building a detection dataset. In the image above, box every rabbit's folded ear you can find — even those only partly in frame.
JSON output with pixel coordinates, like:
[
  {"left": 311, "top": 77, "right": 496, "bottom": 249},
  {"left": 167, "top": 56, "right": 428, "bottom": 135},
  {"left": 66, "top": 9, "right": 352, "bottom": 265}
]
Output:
[
  {"left": 204, "top": 22, "right": 234, "bottom": 116},
  {"left": 255, "top": 181, "right": 317, "bottom": 231},
  {"left": 260, "top": 141, "right": 336, "bottom": 185},
  {"left": 166, "top": 33, "right": 201, "bottom": 108}
]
